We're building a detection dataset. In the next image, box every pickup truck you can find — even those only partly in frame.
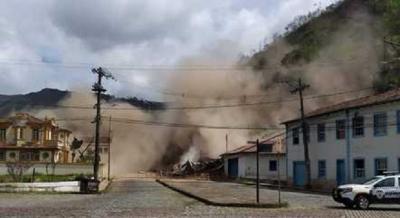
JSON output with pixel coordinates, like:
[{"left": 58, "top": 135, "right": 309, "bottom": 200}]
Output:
[{"left": 332, "top": 173, "right": 400, "bottom": 209}]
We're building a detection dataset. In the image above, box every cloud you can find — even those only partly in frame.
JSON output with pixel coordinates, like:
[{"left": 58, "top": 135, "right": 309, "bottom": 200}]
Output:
[{"left": 0, "top": 0, "right": 339, "bottom": 96}]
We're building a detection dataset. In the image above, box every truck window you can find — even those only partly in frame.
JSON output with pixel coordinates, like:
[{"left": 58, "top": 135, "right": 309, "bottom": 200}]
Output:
[{"left": 374, "top": 178, "right": 395, "bottom": 188}]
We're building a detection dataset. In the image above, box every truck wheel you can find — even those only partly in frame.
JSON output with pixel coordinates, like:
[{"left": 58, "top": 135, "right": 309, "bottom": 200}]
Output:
[{"left": 355, "top": 195, "right": 369, "bottom": 210}]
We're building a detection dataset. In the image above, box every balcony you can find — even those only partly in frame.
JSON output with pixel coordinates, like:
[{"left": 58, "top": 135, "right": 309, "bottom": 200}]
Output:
[{"left": 43, "top": 140, "right": 64, "bottom": 148}]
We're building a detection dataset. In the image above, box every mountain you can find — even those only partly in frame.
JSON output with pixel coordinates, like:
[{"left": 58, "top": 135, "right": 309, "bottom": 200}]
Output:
[
  {"left": 247, "top": 0, "right": 400, "bottom": 92},
  {"left": 0, "top": 88, "right": 165, "bottom": 116}
]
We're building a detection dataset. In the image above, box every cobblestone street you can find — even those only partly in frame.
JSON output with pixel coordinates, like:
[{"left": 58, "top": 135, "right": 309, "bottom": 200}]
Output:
[{"left": 1, "top": 178, "right": 400, "bottom": 217}]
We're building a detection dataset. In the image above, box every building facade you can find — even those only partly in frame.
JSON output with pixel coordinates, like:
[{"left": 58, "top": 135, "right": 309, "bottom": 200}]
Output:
[
  {"left": 81, "top": 136, "right": 111, "bottom": 165},
  {"left": 221, "top": 135, "right": 287, "bottom": 182},
  {"left": 0, "top": 113, "right": 71, "bottom": 163},
  {"left": 284, "top": 89, "right": 400, "bottom": 190}
]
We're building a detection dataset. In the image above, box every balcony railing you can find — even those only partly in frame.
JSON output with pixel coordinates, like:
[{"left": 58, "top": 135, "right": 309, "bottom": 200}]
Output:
[{"left": 43, "top": 140, "right": 63, "bottom": 147}]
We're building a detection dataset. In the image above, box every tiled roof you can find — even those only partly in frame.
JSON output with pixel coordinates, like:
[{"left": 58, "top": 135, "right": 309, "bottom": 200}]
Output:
[
  {"left": 283, "top": 88, "right": 400, "bottom": 124},
  {"left": 221, "top": 133, "right": 285, "bottom": 156},
  {"left": 0, "top": 113, "right": 48, "bottom": 125}
]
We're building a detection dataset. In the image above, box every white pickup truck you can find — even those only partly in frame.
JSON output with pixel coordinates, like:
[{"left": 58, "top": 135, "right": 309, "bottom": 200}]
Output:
[{"left": 332, "top": 172, "right": 400, "bottom": 209}]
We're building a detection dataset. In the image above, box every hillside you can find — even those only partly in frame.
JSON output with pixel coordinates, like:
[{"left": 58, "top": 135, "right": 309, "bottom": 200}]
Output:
[
  {"left": 0, "top": 88, "right": 165, "bottom": 116},
  {"left": 248, "top": 0, "right": 400, "bottom": 92}
]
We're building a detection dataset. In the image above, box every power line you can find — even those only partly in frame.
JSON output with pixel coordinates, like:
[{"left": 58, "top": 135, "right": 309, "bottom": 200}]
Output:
[
  {"left": 7, "top": 87, "right": 372, "bottom": 111},
  {"left": 54, "top": 116, "right": 282, "bottom": 131},
  {"left": 110, "top": 117, "right": 282, "bottom": 130}
]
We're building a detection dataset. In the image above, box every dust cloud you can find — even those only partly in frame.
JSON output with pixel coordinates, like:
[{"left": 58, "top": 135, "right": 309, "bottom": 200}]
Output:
[{"left": 16, "top": 1, "right": 384, "bottom": 175}]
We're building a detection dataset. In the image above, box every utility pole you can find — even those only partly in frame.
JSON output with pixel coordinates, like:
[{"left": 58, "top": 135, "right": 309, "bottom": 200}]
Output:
[
  {"left": 277, "top": 151, "right": 281, "bottom": 207},
  {"left": 108, "top": 116, "right": 112, "bottom": 181},
  {"left": 225, "top": 134, "right": 228, "bottom": 152},
  {"left": 92, "top": 67, "right": 115, "bottom": 181},
  {"left": 290, "top": 78, "right": 311, "bottom": 189},
  {"left": 248, "top": 139, "right": 260, "bottom": 204},
  {"left": 256, "top": 139, "right": 260, "bottom": 204}
]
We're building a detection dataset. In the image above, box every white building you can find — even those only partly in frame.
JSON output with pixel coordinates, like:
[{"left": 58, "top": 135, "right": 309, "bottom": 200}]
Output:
[
  {"left": 283, "top": 88, "right": 400, "bottom": 190},
  {"left": 221, "top": 135, "right": 286, "bottom": 183}
]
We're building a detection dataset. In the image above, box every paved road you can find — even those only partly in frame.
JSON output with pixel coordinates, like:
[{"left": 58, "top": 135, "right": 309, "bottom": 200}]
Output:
[{"left": 0, "top": 178, "right": 400, "bottom": 217}]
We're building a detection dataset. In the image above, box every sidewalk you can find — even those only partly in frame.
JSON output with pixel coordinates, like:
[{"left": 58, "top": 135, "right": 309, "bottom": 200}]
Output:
[{"left": 157, "top": 179, "right": 287, "bottom": 208}]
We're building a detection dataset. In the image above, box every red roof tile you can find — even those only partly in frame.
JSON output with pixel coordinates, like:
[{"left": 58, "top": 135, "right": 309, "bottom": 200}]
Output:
[
  {"left": 283, "top": 88, "right": 400, "bottom": 124},
  {"left": 221, "top": 133, "right": 285, "bottom": 156}
]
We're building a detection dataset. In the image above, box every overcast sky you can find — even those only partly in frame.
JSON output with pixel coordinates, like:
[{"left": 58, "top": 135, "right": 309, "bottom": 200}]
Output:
[{"left": 0, "top": 0, "right": 338, "bottom": 99}]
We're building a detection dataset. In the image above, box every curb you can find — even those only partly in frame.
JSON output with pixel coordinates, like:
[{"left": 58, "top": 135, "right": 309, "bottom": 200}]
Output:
[
  {"left": 156, "top": 179, "right": 288, "bottom": 209},
  {"left": 240, "top": 182, "right": 330, "bottom": 196}
]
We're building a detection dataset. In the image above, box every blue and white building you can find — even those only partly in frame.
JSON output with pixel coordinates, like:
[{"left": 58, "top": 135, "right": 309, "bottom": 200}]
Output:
[
  {"left": 221, "top": 134, "right": 287, "bottom": 182},
  {"left": 283, "top": 88, "right": 400, "bottom": 190}
]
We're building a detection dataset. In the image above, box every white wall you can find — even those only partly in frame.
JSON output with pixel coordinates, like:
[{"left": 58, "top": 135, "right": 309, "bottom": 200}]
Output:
[
  {"left": 224, "top": 153, "right": 287, "bottom": 181},
  {"left": 286, "top": 101, "right": 400, "bottom": 187},
  {"left": 0, "top": 163, "right": 107, "bottom": 178}
]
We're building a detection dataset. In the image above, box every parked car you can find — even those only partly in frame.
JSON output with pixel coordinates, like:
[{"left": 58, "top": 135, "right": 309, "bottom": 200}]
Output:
[{"left": 332, "top": 172, "right": 400, "bottom": 209}]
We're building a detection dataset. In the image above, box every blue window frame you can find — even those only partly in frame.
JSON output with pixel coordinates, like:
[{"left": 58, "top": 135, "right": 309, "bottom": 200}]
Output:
[
  {"left": 269, "top": 160, "right": 277, "bottom": 171},
  {"left": 375, "top": 158, "right": 388, "bottom": 175},
  {"left": 318, "top": 160, "right": 326, "bottom": 178},
  {"left": 353, "top": 159, "right": 365, "bottom": 179},
  {"left": 352, "top": 116, "right": 364, "bottom": 137},
  {"left": 336, "top": 120, "right": 346, "bottom": 139},
  {"left": 374, "top": 113, "right": 387, "bottom": 136},
  {"left": 292, "top": 128, "right": 299, "bottom": 145},
  {"left": 397, "top": 110, "right": 400, "bottom": 134},
  {"left": 317, "top": 123, "right": 325, "bottom": 142},
  {"left": 398, "top": 158, "right": 400, "bottom": 172}
]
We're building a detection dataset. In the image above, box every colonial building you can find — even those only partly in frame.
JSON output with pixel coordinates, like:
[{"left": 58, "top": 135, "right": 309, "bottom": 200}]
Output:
[
  {"left": 221, "top": 134, "right": 286, "bottom": 182},
  {"left": 0, "top": 113, "right": 71, "bottom": 163},
  {"left": 283, "top": 88, "right": 400, "bottom": 190}
]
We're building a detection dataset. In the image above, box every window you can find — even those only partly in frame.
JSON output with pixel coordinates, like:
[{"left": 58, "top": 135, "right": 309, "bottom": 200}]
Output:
[
  {"left": 9, "top": 152, "right": 16, "bottom": 159},
  {"left": 32, "top": 129, "right": 40, "bottom": 141},
  {"left": 317, "top": 124, "right": 325, "bottom": 142},
  {"left": 259, "top": 143, "right": 272, "bottom": 152},
  {"left": 16, "top": 128, "right": 24, "bottom": 140},
  {"left": 374, "top": 178, "right": 395, "bottom": 188},
  {"left": 375, "top": 158, "right": 387, "bottom": 175},
  {"left": 318, "top": 160, "right": 326, "bottom": 178},
  {"left": 398, "top": 158, "right": 400, "bottom": 172},
  {"left": 46, "top": 130, "right": 52, "bottom": 140},
  {"left": 19, "top": 151, "right": 31, "bottom": 161},
  {"left": 353, "top": 159, "right": 365, "bottom": 179},
  {"left": 336, "top": 120, "right": 346, "bottom": 139},
  {"left": 0, "top": 151, "right": 5, "bottom": 161},
  {"left": 292, "top": 128, "right": 299, "bottom": 145},
  {"left": 397, "top": 110, "right": 400, "bottom": 134},
  {"left": 42, "top": 152, "right": 50, "bottom": 160},
  {"left": 374, "top": 113, "right": 387, "bottom": 136},
  {"left": 32, "top": 151, "right": 40, "bottom": 161},
  {"left": 0, "top": 129, "right": 6, "bottom": 141},
  {"left": 269, "top": 160, "right": 277, "bottom": 171},
  {"left": 352, "top": 116, "right": 364, "bottom": 137}
]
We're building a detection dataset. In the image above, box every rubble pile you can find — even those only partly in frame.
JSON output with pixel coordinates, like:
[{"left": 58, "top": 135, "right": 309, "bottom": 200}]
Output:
[{"left": 161, "top": 158, "right": 224, "bottom": 179}]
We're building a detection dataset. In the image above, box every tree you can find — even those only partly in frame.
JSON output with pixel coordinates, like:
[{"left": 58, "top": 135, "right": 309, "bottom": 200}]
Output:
[
  {"left": 6, "top": 162, "right": 33, "bottom": 182},
  {"left": 70, "top": 138, "right": 83, "bottom": 163}
]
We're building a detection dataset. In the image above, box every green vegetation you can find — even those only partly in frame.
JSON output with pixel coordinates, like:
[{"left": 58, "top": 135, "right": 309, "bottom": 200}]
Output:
[
  {"left": 249, "top": 0, "right": 400, "bottom": 92},
  {"left": 369, "top": 0, "right": 400, "bottom": 91},
  {"left": 282, "top": 3, "right": 344, "bottom": 66}
]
